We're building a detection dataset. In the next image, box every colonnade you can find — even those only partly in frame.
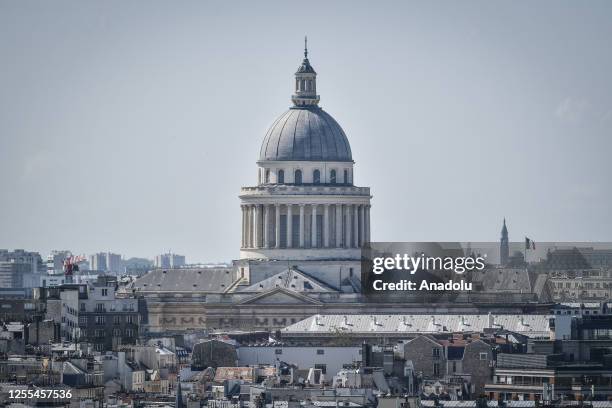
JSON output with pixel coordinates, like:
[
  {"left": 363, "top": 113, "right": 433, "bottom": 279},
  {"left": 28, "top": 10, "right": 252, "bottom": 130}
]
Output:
[{"left": 241, "top": 203, "right": 370, "bottom": 249}]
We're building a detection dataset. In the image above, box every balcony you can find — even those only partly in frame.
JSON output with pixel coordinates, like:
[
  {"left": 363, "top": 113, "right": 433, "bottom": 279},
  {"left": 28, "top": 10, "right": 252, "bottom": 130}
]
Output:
[{"left": 240, "top": 185, "right": 371, "bottom": 197}]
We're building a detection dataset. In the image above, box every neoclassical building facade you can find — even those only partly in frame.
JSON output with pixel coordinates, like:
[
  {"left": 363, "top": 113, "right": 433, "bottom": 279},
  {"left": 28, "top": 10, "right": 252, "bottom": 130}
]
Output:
[
  {"left": 132, "top": 44, "right": 554, "bottom": 334},
  {"left": 239, "top": 44, "right": 372, "bottom": 265}
]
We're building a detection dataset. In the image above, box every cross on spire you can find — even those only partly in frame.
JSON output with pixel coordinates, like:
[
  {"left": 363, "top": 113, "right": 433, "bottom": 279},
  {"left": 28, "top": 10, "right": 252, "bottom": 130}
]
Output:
[{"left": 304, "top": 35, "right": 308, "bottom": 58}]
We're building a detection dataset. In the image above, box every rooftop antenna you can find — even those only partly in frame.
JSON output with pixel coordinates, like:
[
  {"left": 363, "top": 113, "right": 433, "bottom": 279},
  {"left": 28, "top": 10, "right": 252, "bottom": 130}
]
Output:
[{"left": 304, "top": 35, "right": 308, "bottom": 58}]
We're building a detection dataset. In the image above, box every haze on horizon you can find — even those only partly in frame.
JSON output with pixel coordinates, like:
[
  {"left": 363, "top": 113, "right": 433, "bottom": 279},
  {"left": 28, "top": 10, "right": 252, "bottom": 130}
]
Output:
[{"left": 1, "top": 1, "right": 611, "bottom": 263}]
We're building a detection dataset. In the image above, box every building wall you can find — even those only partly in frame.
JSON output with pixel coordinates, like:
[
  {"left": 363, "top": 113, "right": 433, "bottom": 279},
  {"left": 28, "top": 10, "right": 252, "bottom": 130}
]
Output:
[
  {"left": 403, "top": 336, "right": 445, "bottom": 379},
  {"left": 238, "top": 346, "right": 361, "bottom": 377},
  {"left": 461, "top": 340, "right": 493, "bottom": 395}
]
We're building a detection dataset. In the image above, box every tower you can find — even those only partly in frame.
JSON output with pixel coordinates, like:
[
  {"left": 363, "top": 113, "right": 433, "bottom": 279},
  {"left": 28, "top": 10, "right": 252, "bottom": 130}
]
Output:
[
  {"left": 291, "top": 37, "right": 320, "bottom": 107},
  {"left": 500, "top": 218, "right": 509, "bottom": 266}
]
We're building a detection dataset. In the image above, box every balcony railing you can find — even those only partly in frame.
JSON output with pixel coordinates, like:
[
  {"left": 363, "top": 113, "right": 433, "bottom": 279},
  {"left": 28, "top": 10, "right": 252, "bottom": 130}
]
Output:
[{"left": 240, "top": 185, "right": 370, "bottom": 196}]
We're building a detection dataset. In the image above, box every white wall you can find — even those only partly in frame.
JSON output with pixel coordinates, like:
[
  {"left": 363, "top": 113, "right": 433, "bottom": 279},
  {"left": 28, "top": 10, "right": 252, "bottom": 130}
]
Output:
[{"left": 237, "top": 346, "right": 361, "bottom": 377}]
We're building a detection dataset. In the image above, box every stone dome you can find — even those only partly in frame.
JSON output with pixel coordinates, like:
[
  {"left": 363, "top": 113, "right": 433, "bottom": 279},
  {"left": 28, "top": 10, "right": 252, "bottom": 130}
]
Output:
[{"left": 259, "top": 106, "right": 353, "bottom": 162}]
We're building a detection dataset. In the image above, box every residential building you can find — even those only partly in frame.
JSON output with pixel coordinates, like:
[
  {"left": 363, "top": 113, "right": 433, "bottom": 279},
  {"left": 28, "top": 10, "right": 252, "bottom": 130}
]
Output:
[{"left": 154, "top": 253, "right": 186, "bottom": 269}]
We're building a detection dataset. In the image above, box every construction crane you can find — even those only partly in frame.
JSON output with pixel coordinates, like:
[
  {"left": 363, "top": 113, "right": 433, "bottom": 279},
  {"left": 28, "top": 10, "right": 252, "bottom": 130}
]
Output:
[{"left": 63, "top": 255, "right": 87, "bottom": 283}]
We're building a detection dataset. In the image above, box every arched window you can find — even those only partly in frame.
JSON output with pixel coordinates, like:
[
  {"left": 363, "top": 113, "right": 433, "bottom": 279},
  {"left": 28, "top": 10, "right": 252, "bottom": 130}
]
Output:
[
  {"left": 277, "top": 169, "right": 284, "bottom": 184},
  {"left": 294, "top": 169, "right": 302, "bottom": 184},
  {"left": 265, "top": 169, "right": 270, "bottom": 184},
  {"left": 344, "top": 169, "right": 349, "bottom": 185},
  {"left": 313, "top": 169, "right": 320, "bottom": 184},
  {"left": 330, "top": 169, "right": 336, "bottom": 184}
]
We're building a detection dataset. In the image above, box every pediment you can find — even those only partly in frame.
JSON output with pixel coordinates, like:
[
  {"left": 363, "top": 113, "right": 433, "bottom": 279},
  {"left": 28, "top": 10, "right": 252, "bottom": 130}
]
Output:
[
  {"left": 238, "top": 287, "right": 323, "bottom": 305},
  {"left": 240, "top": 267, "right": 336, "bottom": 293}
]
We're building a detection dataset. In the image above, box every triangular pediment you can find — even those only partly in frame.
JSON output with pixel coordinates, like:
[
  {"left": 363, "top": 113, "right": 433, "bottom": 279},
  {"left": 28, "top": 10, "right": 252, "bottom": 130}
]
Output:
[
  {"left": 240, "top": 267, "right": 336, "bottom": 293},
  {"left": 238, "top": 287, "right": 323, "bottom": 305}
]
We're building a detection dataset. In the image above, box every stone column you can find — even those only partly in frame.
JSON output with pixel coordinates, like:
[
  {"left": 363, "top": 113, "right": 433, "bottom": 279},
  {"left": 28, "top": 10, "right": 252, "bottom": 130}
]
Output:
[
  {"left": 345, "top": 205, "right": 352, "bottom": 248},
  {"left": 311, "top": 204, "right": 318, "bottom": 248},
  {"left": 253, "top": 204, "right": 260, "bottom": 248},
  {"left": 299, "top": 204, "right": 305, "bottom": 248},
  {"left": 275, "top": 204, "right": 281, "bottom": 249},
  {"left": 264, "top": 204, "right": 270, "bottom": 248},
  {"left": 359, "top": 204, "right": 365, "bottom": 248},
  {"left": 353, "top": 204, "right": 359, "bottom": 248},
  {"left": 287, "top": 204, "right": 293, "bottom": 248},
  {"left": 323, "top": 204, "right": 330, "bottom": 248},
  {"left": 245, "top": 206, "right": 251, "bottom": 248},
  {"left": 365, "top": 205, "right": 371, "bottom": 244},
  {"left": 335, "top": 204, "right": 342, "bottom": 248},
  {"left": 240, "top": 206, "right": 245, "bottom": 248}
]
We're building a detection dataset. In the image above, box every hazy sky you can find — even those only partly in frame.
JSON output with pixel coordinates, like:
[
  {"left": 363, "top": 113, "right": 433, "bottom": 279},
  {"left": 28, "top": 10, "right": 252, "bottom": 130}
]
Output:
[{"left": 1, "top": 1, "right": 611, "bottom": 263}]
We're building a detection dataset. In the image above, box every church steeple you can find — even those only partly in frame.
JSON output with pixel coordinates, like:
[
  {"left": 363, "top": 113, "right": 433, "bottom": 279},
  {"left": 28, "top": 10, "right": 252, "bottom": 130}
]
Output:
[
  {"left": 292, "top": 36, "right": 320, "bottom": 107},
  {"left": 500, "top": 218, "right": 509, "bottom": 266}
]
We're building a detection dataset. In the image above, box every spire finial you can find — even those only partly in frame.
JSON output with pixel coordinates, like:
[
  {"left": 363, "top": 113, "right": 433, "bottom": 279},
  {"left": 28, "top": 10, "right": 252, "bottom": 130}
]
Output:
[{"left": 304, "top": 35, "right": 308, "bottom": 58}]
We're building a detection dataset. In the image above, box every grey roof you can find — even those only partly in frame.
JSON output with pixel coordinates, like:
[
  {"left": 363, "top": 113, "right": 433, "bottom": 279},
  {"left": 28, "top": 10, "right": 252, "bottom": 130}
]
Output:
[
  {"left": 259, "top": 107, "right": 352, "bottom": 162},
  {"left": 472, "top": 268, "right": 533, "bottom": 292},
  {"left": 296, "top": 57, "right": 316, "bottom": 74},
  {"left": 421, "top": 403, "right": 612, "bottom": 408},
  {"left": 131, "top": 268, "right": 236, "bottom": 293},
  {"left": 283, "top": 314, "right": 552, "bottom": 338}
]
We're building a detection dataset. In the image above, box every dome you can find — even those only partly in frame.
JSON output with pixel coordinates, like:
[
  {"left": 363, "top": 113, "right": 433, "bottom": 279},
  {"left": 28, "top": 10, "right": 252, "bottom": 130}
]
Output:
[{"left": 259, "top": 106, "right": 353, "bottom": 162}]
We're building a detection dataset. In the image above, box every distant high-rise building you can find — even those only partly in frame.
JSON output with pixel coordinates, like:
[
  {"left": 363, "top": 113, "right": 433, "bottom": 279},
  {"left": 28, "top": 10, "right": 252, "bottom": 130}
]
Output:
[
  {"left": 89, "top": 252, "right": 123, "bottom": 273},
  {"left": 47, "top": 250, "right": 72, "bottom": 275},
  {"left": 0, "top": 249, "right": 44, "bottom": 288},
  {"left": 154, "top": 253, "right": 186, "bottom": 269},
  {"left": 500, "top": 219, "right": 509, "bottom": 266},
  {"left": 0, "top": 249, "right": 44, "bottom": 274},
  {"left": 0, "top": 262, "right": 31, "bottom": 288}
]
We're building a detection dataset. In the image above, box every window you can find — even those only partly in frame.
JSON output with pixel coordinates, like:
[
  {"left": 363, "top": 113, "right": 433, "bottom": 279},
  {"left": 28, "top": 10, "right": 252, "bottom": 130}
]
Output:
[
  {"left": 317, "top": 349, "right": 325, "bottom": 355},
  {"left": 277, "top": 169, "right": 284, "bottom": 184},
  {"left": 314, "top": 364, "right": 327, "bottom": 374},
  {"left": 125, "top": 329, "right": 134, "bottom": 337},
  {"left": 433, "top": 362, "right": 440, "bottom": 376},
  {"left": 114, "top": 315, "right": 121, "bottom": 325},
  {"left": 479, "top": 352, "right": 488, "bottom": 360},
  {"left": 80, "top": 303, "right": 86, "bottom": 312},
  {"left": 95, "top": 315, "right": 105, "bottom": 325},
  {"left": 313, "top": 169, "right": 320, "bottom": 184},
  {"left": 265, "top": 169, "right": 270, "bottom": 183},
  {"left": 96, "top": 303, "right": 105, "bottom": 312},
  {"left": 275, "top": 349, "right": 283, "bottom": 355},
  {"left": 101, "top": 288, "right": 108, "bottom": 296},
  {"left": 294, "top": 169, "right": 302, "bottom": 184},
  {"left": 344, "top": 169, "right": 349, "bottom": 184},
  {"left": 432, "top": 348, "right": 441, "bottom": 359},
  {"left": 126, "top": 315, "right": 135, "bottom": 324},
  {"left": 330, "top": 169, "right": 336, "bottom": 184}
]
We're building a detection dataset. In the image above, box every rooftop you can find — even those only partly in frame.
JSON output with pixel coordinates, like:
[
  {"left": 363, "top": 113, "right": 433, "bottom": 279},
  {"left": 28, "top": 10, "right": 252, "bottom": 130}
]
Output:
[{"left": 283, "top": 314, "right": 552, "bottom": 338}]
